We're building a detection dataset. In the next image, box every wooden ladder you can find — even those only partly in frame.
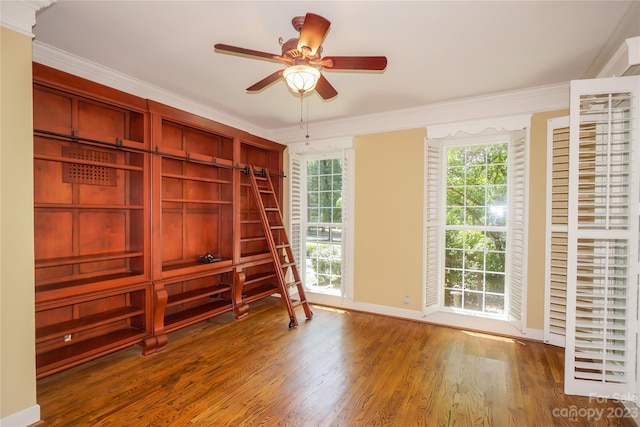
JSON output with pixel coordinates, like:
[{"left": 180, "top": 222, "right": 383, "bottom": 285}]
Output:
[{"left": 246, "top": 166, "right": 313, "bottom": 328}]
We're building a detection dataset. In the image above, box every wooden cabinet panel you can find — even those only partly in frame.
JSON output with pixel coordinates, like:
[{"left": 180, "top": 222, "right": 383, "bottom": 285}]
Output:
[
  {"left": 33, "top": 86, "right": 72, "bottom": 133},
  {"left": 77, "top": 100, "right": 127, "bottom": 140}
]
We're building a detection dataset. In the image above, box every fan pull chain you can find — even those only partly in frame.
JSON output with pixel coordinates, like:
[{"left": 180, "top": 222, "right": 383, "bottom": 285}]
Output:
[
  {"left": 299, "top": 93, "right": 303, "bottom": 129},
  {"left": 306, "top": 96, "right": 310, "bottom": 139},
  {"left": 299, "top": 94, "right": 310, "bottom": 139}
]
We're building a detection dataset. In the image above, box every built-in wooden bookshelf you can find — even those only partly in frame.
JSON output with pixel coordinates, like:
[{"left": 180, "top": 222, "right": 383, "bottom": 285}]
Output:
[{"left": 32, "top": 63, "right": 286, "bottom": 377}]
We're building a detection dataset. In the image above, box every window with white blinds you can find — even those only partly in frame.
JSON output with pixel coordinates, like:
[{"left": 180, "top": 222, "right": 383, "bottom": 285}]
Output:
[
  {"left": 564, "top": 76, "right": 640, "bottom": 398},
  {"left": 424, "top": 129, "right": 528, "bottom": 331}
]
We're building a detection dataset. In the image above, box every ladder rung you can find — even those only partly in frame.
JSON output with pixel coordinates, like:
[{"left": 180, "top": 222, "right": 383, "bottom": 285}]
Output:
[
  {"left": 281, "top": 262, "right": 295, "bottom": 268},
  {"left": 264, "top": 208, "right": 279, "bottom": 212},
  {"left": 291, "top": 300, "right": 307, "bottom": 308},
  {"left": 270, "top": 225, "right": 284, "bottom": 230},
  {"left": 259, "top": 189, "right": 274, "bottom": 194},
  {"left": 286, "top": 281, "right": 301, "bottom": 288},
  {"left": 275, "top": 244, "right": 290, "bottom": 249}
]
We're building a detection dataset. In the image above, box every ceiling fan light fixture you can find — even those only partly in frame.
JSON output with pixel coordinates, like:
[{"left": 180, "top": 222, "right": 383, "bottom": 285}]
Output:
[{"left": 283, "top": 65, "right": 320, "bottom": 94}]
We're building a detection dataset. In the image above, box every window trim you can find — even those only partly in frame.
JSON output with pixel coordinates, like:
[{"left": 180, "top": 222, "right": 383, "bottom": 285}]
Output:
[
  {"left": 288, "top": 138, "right": 355, "bottom": 304},
  {"left": 423, "top": 115, "right": 531, "bottom": 335}
]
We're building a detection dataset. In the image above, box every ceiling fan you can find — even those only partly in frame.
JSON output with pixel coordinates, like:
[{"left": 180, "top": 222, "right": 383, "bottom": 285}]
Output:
[{"left": 214, "top": 13, "right": 387, "bottom": 100}]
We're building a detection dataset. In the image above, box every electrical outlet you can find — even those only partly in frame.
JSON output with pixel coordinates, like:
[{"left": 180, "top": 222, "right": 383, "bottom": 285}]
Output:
[
  {"left": 403, "top": 296, "right": 410, "bottom": 305},
  {"left": 64, "top": 334, "right": 72, "bottom": 342}
]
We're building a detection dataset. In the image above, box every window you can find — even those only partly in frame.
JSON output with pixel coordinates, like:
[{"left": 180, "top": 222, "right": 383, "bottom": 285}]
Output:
[
  {"left": 305, "top": 158, "right": 343, "bottom": 294},
  {"left": 444, "top": 142, "right": 508, "bottom": 316},
  {"left": 289, "top": 139, "right": 354, "bottom": 302},
  {"left": 425, "top": 127, "right": 528, "bottom": 331}
]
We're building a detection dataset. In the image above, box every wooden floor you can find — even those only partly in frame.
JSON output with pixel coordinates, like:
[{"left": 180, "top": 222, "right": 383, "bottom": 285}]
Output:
[{"left": 37, "top": 297, "right": 636, "bottom": 427}]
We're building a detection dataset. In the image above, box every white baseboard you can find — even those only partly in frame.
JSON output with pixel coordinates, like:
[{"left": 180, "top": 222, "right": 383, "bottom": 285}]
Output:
[
  {"left": 1, "top": 404, "right": 40, "bottom": 427},
  {"left": 306, "top": 292, "right": 543, "bottom": 341}
]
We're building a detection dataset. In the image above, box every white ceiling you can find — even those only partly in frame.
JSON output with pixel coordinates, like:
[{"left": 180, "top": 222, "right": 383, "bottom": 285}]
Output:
[{"left": 32, "top": 1, "right": 637, "bottom": 139}]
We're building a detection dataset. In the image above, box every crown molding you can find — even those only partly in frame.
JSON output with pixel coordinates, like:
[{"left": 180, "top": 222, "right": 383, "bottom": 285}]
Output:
[
  {"left": 597, "top": 36, "right": 640, "bottom": 78},
  {"left": 32, "top": 41, "right": 270, "bottom": 140},
  {"left": 0, "top": 0, "right": 54, "bottom": 37},
  {"left": 268, "top": 83, "right": 569, "bottom": 145},
  {"left": 33, "top": 40, "right": 569, "bottom": 147}
]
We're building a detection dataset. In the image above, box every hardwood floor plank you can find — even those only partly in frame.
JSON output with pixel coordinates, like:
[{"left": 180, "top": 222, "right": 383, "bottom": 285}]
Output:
[{"left": 37, "top": 298, "right": 637, "bottom": 426}]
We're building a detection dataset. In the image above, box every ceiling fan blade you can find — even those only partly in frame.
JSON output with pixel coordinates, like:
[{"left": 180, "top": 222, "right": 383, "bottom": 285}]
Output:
[
  {"left": 246, "top": 70, "right": 284, "bottom": 92},
  {"left": 214, "top": 43, "right": 284, "bottom": 62},
  {"left": 320, "top": 56, "right": 388, "bottom": 71},
  {"left": 315, "top": 74, "right": 338, "bottom": 100},
  {"left": 297, "top": 13, "right": 330, "bottom": 56}
]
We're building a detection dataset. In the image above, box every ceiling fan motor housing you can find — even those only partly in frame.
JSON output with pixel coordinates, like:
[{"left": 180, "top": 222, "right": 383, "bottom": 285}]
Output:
[{"left": 281, "top": 37, "right": 320, "bottom": 62}]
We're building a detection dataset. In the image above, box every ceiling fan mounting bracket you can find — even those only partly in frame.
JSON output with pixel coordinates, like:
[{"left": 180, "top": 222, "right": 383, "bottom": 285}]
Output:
[{"left": 291, "top": 16, "right": 306, "bottom": 32}]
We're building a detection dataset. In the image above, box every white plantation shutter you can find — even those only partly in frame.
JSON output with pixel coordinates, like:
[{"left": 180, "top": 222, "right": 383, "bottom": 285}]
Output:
[
  {"left": 507, "top": 131, "right": 528, "bottom": 333},
  {"left": 341, "top": 148, "right": 354, "bottom": 300},
  {"left": 544, "top": 116, "right": 570, "bottom": 347},
  {"left": 424, "top": 138, "right": 441, "bottom": 314},
  {"left": 565, "top": 76, "right": 640, "bottom": 397},
  {"left": 289, "top": 154, "right": 303, "bottom": 271}
]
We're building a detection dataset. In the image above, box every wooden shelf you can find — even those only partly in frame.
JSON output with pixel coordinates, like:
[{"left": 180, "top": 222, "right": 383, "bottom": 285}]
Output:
[
  {"left": 162, "top": 198, "right": 232, "bottom": 205},
  {"left": 244, "top": 272, "right": 277, "bottom": 286},
  {"left": 238, "top": 253, "right": 272, "bottom": 266},
  {"left": 160, "top": 147, "right": 233, "bottom": 167},
  {"left": 35, "top": 273, "right": 145, "bottom": 301},
  {"left": 241, "top": 236, "right": 267, "bottom": 243},
  {"left": 36, "top": 327, "right": 147, "bottom": 378},
  {"left": 241, "top": 219, "right": 262, "bottom": 224},
  {"left": 162, "top": 258, "right": 232, "bottom": 273},
  {"left": 34, "top": 203, "right": 144, "bottom": 210},
  {"left": 164, "top": 300, "right": 233, "bottom": 332},
  {"left": 242, "top": 284, "right": 279, "bottom": 303},
  {"left": 36, "top": 306, "right": 144, "bottom": 343},
  {"left": 166, "top": 284, "right": 232, "bottom": 307},
  {"left": 162, "top": 173, "right": 232, "bottom": 185},
  {"left": 35, "top": 251, "right": 144, "bottom": 268}
]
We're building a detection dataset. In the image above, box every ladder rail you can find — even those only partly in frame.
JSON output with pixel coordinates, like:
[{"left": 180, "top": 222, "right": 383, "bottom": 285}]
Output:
[{"left": 247, "top": 166, "right": 312, "bottom": 327}]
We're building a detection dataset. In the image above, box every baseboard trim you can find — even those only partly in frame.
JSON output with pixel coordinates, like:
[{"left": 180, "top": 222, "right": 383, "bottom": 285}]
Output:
[
  {"left": 1, "top": 404, "right": 40, "bottom": 427},
  {"left": 306, "top": 292, "right": 544, "bottom": 341}
]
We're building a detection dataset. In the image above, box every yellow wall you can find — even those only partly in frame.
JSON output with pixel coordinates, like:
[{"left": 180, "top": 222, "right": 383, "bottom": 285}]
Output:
[
  {"left": 0, "top": 27, "right": 38, "bottom": 419},
  {"left": 353, "top": 128, "right": 426, "bottom": 309},
  {"left": 350, "top": 112, "right": 567, "bottom": 330}
]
